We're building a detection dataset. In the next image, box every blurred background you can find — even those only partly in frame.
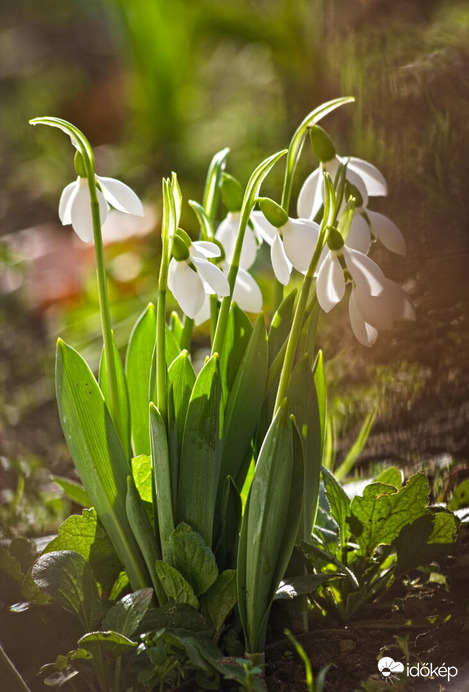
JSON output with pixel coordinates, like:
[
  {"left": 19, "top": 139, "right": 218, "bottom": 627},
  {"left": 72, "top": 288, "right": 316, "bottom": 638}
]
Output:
[{"left": 1, "top": 0, "right": 468, "bottom": 537}]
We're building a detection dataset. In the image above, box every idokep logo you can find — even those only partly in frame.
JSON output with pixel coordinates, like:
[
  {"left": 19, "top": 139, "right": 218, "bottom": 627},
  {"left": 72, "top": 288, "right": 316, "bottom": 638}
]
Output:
[
  {"left": 377, "top": 657, "right": 405, "bottom": 683},
  {"left": 377, "top": 656, "right": 459, "bottom": 684}
]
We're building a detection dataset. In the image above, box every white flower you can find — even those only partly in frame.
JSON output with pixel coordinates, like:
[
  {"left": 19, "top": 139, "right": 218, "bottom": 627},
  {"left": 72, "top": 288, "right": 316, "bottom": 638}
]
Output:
[
  {"left": 215, "top": 211, "right": 263, "bottom": 270},
  {"left": 194, "top": 263, "right": 263, "bottom": 325},
  {"left": 168, "top": 241, "right": 230, "bottom": 319},
  {"left": 344, "top": 208, "right": 406, "bottom": 257},
  {"left": 349, "top": 278, "right": 415, "bottom": 347},
  {"left": 251, "top": 211, "right": 320, "bottom": 286},
  {"left": 316, "top": 245, "right": 385, "bottom": 313},
  {"left": 315, "top": 241, "right": 415, "bottom": 347},
  {"left": 297, "top": 156, "right": 387, "bottom": 221},
  {"left": 59, "top": 175, "right": 144, "bottom": 243}
]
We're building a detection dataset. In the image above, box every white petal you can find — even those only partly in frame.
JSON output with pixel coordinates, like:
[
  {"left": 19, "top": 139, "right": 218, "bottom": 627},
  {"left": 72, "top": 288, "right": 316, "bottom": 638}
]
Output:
[
  {"left": 316, "top": 252, "right": 345, "bottom": 313},
  {"left": 194, "top": 294, "right": 211, "bottom": 326},
  {"left": 353, "top": 285, "right": 394, "bottom": 330},
  {"left": 367, "top": 210, "right": 406, "bottom": 256},
  {"left": 345, "top": 213, "right": 371, "bottom": 254},
  {"left": 282, "top": 219, "right": 320, "bottom": 273},
  {"left": 96, "top": 176, "right": 144, "bottom": 216},
  {"left": 344, "top": 167, "right": 369, "bottom": 209},
  {"left": 70, "top": 180, "right": 108, "bottom": 243},
  {"left": 192, "top": 257, "right": 230, "bottom": 297},
  {"left": 349, "top": 289, "right": 378, "bottom": 347},
  {"left": 232, "top": 267, "right": 263, "bottom": 313},
  {"left": 216, "top": 213, "right": 258, "bottom": 269},
  {"left": 347, "top": 157, "right": 388, "bottom": 196},
  {"left": 250, "top": 211, "right": 276, "bottom": 244},
  {"left": 168, "top": 260, "right": 205, "bottom": 318},
  {"left": 297, "top": 168, "right": 323, "bottom": 220},
  {"left": 191, "top": 240, "right": 221, "bottom": 259},
  {"left": 59, "top": 179, "right": 79, "bottom": 224},
  {"left": 343, "top": 246, "right": 385, "bottom": 296},
  {"left": 271, "top": 235, "right": 292, "bottom": 286}
]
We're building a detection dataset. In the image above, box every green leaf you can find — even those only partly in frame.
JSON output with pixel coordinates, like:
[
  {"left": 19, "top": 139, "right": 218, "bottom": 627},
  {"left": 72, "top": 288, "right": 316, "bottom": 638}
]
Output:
[
  {"left": 165, "top": 523, "right": 218, "bottom": 596},
  {"left": 218, "top": 475, "right": 242, "bottom": 571},
  {"left": 125, "top": 303, "right": 156, "bottom": 457},
  {"left": 199, "top": 570, "right": 237, "bottom": 637},
  {"left": 238, "top": 403, "right": 302, "bottom": 653},
  {"left": 167, "top": 351, "right": 196, "bottom": 444},
  {"left": 288, "top": 356, "right": 323, "bottom": 539},
  {"left": 154, "top": 561, "right": 199, "bottom": 610},
  {"left": 0, "top": 546, "right": 23, "bottom": 584},
  {"left": 335, "top": 406, "right": 377, "bottom": 481},
  {"left": 448, "top": 478, "right": 469, "bottom": 511},
  {"left": 125, "top": 476, "right": 164, "bottom": 603},
  {"left": 298, "top": 540, "right": 359, "bottom": 590},
  {"left": 42, "top": 508, "right": 121, "bottom": 593},
  {"left": 102, "top": 588, "right": 153, "bottom": 637},
  {"left": 78, "top": 631, "right": 137, "bottom": 657},
  {"left": 131, "top": 454, "right": 153, "bottom": 503},
  {"left": 395, "top": 510, "right": 458, "bottom": 577},
  {"left": 275, "top": 573, "right": 344, "bottom": 600},
  {"left": 51, "top": 476, "right": 91, "bottom": 508},
  {"left": 322, "top": 466, "right": 351, "bottom": 550},
  {"left": 56, "top": 339, "right": 150, "bottom": 591},
  {"left": 375, "top": 466, "right": 403, "bottom": 489},
  {"left": 220, "top": 314, "right": 268, "bottom": 491},
  {"left": 169, "top": 311, "right": 184, "bottom": 345},
  {"left": 32, "top": 550, "right": 104, "bottom": 631},
  {"left": 139, "top": 602, "right": 211, "bottom": 637},
  {"left": 349, "top": 474, "right": 430, "bottom": 557},
  {"left": 312, "top": 350, "right": 327, "bottom": 457},
  {"left": 150, "top": 404, "right": 175, "bottom": 551},
  {"left": 165, "top": 324, "right": 181, "bottom": 368},
  {"left": 202, "top": 147, "right": 230, "bottom": 221},
  {"left": 219, "top": 303, "right": 252, "bottom": 402},
  {"left": 99, "top": 333, "right": 131, "bottom": 460},
  {"left": 178, "top": 355, "right": 222, "bottom": 548}
]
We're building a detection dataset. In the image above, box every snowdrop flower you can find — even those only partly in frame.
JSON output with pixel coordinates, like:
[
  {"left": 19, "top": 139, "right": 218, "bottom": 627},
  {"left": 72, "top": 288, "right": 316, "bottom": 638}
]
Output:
[
  {"left": 296, "top": 126, "right": 387, "bottom": 222},
  {"left": 168, "top": 239, "right": 229, "bottom": 319},
  {"left": 251, "top": 210, "right": 320, "bottom": 286},
  {"left": 215, "top": 211, "right": 262, "bottom": 270},
  {"left": 194, "top": 263, "right": 263, "bottom": 325},
  {"left": 316, "top": 230, "right": 414, "bottom": 346},
  {"left": 59, "top": 175, "right": 144, "bottom": 243},
  {"left": 349, "top": 278, "right": 415, "bottom": 347},
  {"left": 345, "top": 206, "right": 406, "bottom": 257}
]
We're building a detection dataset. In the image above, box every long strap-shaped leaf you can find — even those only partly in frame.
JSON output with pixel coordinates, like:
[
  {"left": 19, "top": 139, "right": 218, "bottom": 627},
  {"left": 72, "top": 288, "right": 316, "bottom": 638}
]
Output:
[
  {"left": 237, "top": 402, "right": 303, "bottom": 654},
  {"left": 150, "top": 403, "right": 175, "bottom": 554},
  {"left": 219, "top": 314, "right": 268, "bottom": 493},
  {"left": 125, "top": 303, "right": 156, "bottom": 457},
  {"left": 177, "top": 354, "right": 222, "bottom": 548},
  {"left": 56, "top": 339, "right": 151, "bottom": 591},
  {"left": 99, "top": 334, "right": 131, "bottom": 460}
]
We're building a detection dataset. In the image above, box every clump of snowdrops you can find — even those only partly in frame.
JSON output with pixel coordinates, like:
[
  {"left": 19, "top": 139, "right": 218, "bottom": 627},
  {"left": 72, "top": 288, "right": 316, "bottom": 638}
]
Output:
[{"left": 28, "top": 98, "right": 416, "bottom": 685}]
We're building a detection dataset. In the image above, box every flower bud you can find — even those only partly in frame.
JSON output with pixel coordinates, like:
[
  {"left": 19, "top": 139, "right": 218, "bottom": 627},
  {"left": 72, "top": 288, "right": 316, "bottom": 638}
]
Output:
[
  {"left": 309, "top": 125, "right": 336, "bottom": 163},
  {"left": 74, "top": 151, "right": 87, "bottom": 178},
  {"left": 258, "top": 197, "right": 289, "bottom": 228},
  {"left": 327, "top": 226, "right": 345, "bottom": 251},
  {"left": 172, "top": 228, "right": 191, "bottom": 261},
  {"left": 221, "top": 173, "right": 244, "bottom": 212}
]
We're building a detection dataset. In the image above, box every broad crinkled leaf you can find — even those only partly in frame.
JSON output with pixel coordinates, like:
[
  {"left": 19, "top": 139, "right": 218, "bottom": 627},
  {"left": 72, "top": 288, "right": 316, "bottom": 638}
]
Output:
[
  {"left": 154, "top": 561, "right": 199, "bottom": 610},
  {"left": 131, "top": 454, "right": 153, "bottom": 503},
  {"left": 375, "top": 466, "right": 403, "bottom": 488},
  {"left": 102, "top": 588, "right": 153, "bottom": 637},
  {"left": 395, "top": 510, "right": 458, "bottom": 577},
  {"left": 78, "top": 631, "right": 137, "bottom": 657},
  {"left": 32, "top": 550, "right": 104, "bottom": 631},
  {"left": 42, "top": 508, "right": 121, "bottom": 593},
  {"left": 199, "top": 570, "right": 237, "bottom": 636},
  {"left": 164, "top": 523, "right": 218, "bottom": 596},
  {"left": 349, "top": 473, "right": 430, "bottom": 557}
]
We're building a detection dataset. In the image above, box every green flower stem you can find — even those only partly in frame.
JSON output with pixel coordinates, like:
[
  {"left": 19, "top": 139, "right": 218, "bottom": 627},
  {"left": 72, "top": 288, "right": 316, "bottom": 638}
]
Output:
[
  {"left": 86, "top": 166, "right": 123, "bottom": 444},
  {"left": 274, "top": 228, "right": 327, "bottom": 413},
  {"left": 155, "top": 179, "right": 173, "bottom": 423},
  {"left": 212, "top": 149, "right": 287, "bottom": 355}
]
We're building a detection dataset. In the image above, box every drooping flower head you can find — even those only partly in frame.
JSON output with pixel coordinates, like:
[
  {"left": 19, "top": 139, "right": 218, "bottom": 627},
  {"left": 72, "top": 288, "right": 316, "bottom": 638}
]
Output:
[
  {"left": 59, "top": 154, "right": 144, "bottom": 243},
  {"left": 168, "top": 231, "right": 230, "bottom": 319}
]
